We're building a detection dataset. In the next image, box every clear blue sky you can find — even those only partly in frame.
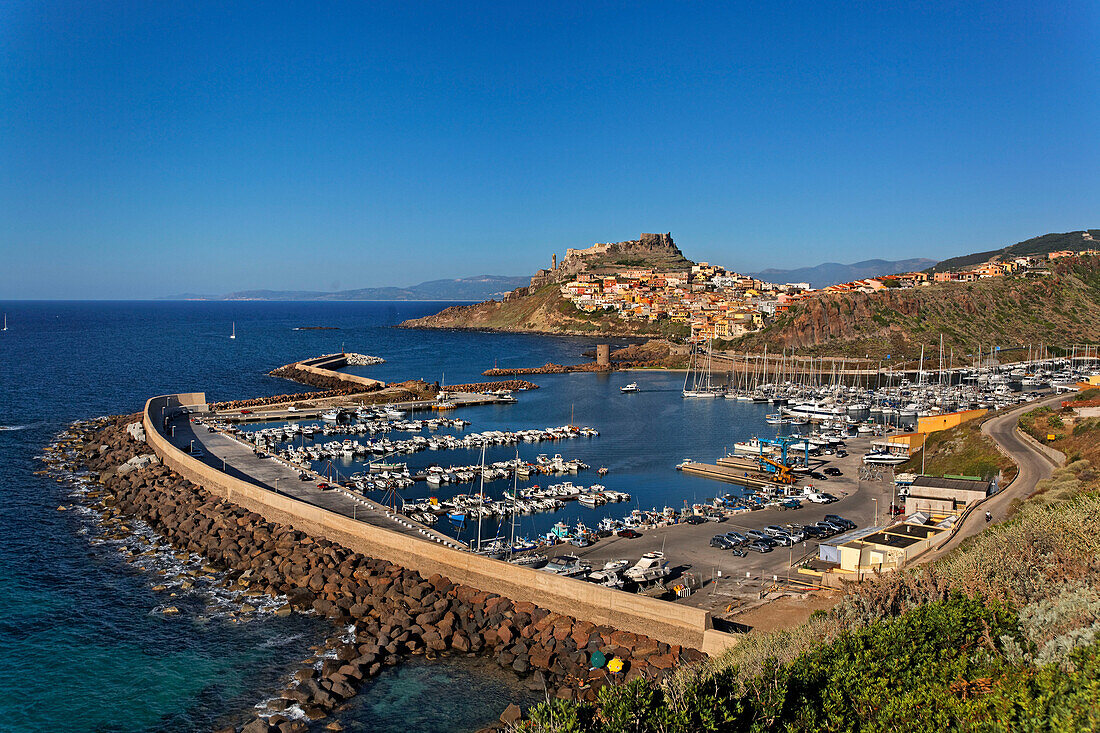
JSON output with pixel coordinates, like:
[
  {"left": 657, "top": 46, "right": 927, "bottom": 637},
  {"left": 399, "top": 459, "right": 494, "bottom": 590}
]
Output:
[{"left": 2, "top": 2, "right": 1098, "bottom": 298}]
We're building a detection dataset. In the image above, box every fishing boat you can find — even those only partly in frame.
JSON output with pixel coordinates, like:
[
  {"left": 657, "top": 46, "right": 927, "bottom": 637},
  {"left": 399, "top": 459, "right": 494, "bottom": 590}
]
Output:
[{"left": 320, "top": 409, "right": 339, "bottom": 422}]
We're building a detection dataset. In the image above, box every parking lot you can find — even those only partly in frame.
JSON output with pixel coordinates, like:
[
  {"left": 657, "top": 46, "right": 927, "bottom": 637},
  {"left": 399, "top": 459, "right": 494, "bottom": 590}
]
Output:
[{"left": 546, "top": 437, "right": 901, "bottom": 615}]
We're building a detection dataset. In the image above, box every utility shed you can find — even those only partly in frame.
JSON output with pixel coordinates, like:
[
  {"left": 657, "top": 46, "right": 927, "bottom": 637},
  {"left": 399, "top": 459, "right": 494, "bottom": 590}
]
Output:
[{"left": 905, "top": 476, "right": 991, "bottom": 516}]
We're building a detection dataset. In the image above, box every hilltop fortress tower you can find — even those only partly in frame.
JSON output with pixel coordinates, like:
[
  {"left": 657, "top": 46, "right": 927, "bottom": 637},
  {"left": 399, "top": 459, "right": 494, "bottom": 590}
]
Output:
[{"left": 529, "top": 233, "right": 689, "bottom": 289}]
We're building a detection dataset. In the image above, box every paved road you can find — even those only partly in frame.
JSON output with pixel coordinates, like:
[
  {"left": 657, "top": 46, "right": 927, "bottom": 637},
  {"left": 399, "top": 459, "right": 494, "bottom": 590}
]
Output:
[
  {"left": 917, "top": 394, "right": 1064, "bottom": 562},
  {"left": 544, "top": 438, "right": 898, "bottom": 611}
]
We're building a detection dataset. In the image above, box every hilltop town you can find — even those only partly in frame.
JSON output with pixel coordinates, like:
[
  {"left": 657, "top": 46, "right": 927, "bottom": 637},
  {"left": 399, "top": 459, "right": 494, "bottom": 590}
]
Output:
[{"left": 403, "top": 230, "right": 1100, "bottom": 351}]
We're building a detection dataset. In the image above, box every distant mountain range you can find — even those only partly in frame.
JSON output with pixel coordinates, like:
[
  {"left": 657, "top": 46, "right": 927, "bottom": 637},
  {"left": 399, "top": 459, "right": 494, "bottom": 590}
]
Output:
[
  {"left": 928, "top": 230, "right": 1100, "bottom": 273},
  {"left": 747, "top": 258, "right": 937, "bottom": 289},
  {"left": 163, "top": 275, "right": 531, "bottom": 302}
]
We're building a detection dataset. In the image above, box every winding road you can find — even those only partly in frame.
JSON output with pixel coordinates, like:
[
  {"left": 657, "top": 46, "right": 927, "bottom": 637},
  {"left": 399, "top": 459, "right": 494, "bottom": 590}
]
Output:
[{"left": 917, "top": 393, "right": 1065, "bottom": 562}]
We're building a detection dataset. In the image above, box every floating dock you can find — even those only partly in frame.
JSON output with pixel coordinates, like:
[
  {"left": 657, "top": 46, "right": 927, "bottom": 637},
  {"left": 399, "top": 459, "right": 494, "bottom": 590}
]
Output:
[{"left": 678, "top": 461, "right": 785, "bottom": 490}]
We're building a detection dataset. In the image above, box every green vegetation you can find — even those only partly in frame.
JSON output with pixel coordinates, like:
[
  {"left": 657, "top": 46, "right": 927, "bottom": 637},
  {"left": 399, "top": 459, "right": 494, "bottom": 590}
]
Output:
[
  {"left": 737, "top": 255, "right": 1100, "bottom": 360},
  {"left": 930, "top": 230, "right": 1100, "bottom": 273},
  {"left": 900, "top": 417, "right": 1016, "bottom": 482},
  {"left": 515, "top": 416, "right": 1100, "bottom": 732}
]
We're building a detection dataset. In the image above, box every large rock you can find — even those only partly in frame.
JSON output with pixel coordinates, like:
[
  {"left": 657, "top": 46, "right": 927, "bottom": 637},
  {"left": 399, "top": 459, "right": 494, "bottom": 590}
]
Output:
[
  {"left": 116, "top": 454, "right": 159, "bottom": 475},
  {"left": 126, "top": 422, "right": 146, "bottom": 443}
]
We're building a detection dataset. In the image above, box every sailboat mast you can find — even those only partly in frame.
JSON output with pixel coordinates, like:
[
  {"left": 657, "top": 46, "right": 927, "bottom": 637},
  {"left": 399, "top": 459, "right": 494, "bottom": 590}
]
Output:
[
  {"left": 509, "top": 449, "right": 519, "bottom": 553},
  {"left": 476, "top": 444, "right": 486, "bottom": 552}
]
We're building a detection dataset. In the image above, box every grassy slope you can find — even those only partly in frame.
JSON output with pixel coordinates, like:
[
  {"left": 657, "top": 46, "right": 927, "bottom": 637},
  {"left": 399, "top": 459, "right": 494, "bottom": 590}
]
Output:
[
  {"left": 737, "top": 256, "right": 1100, "bottom": 359},
  {"left": 899, "top": 417, "right": 1017, "bottom": 482}
]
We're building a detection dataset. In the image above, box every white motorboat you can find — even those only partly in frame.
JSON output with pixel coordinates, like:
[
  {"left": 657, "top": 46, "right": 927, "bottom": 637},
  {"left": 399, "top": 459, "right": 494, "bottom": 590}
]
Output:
[
  {"left": 620, "top": 382, "right": 639, "bottom": 393},
  {"left": 862, "top": 451, "right": 910, "bottom": 466},
  {"left": 624, "top": 552, "right": 669, "bottom": 584},
  {"left": 320, "top": 409, "right": 339, "bottom": 422}
]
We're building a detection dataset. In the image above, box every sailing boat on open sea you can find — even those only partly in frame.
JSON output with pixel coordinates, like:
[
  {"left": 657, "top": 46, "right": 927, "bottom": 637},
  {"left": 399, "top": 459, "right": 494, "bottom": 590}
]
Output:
[{"left": 229, "top": 322, "right": 236, "bottom": 339}]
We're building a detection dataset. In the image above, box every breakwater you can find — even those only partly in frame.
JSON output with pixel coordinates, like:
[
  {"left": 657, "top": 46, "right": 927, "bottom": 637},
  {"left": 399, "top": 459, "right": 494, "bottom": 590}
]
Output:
[
  {"left": 145, "top": 395, "right": 732, "bottom": 656},
  {"left": 442, "top": 379, "right": 540, "bottom": 392},
  {"left": 71, "top": 414, "right": 711, "bottom": 731},
  {"left": 269, "top": 355, "right": 385, "bottom": 393}
]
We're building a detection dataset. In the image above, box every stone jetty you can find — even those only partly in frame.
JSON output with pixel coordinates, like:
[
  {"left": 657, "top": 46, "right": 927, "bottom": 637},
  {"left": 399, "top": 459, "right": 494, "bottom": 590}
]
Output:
[{"left": 63, "top": 416, "right": 703, "bottom": 732}]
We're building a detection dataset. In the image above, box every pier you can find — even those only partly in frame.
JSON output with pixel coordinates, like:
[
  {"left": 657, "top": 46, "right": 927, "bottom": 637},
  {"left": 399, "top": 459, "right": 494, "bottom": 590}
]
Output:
[{"left": 678, "top": 461, "right": 786, "bottom": 489}]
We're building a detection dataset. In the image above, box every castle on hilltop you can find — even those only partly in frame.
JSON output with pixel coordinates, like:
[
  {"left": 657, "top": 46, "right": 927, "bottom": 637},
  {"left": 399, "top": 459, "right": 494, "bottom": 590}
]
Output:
[{"left": 529, "top": 233, "right": 690, "bottom": 289}]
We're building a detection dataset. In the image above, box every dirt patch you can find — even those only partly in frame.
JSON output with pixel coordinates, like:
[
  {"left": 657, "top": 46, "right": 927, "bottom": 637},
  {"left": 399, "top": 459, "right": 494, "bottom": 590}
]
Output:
[{"left": 725, "top": 591, "right": 840, "bottom": 633}]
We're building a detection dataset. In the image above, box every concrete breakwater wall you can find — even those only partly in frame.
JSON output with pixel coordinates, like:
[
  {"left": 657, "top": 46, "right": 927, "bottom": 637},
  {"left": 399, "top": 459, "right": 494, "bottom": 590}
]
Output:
[
  {"left": 73, "top": 417, "right": 705, "bottom": 731},
  {"left": 270, "top": 353, "right": 385, "bottom": 392},
  {"left": 145, "top": 394, "right": 737, "bottom": 655}
]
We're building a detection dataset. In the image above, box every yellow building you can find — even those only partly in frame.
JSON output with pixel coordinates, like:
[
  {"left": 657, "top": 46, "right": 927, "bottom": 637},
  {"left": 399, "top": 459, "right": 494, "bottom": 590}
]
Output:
[{"left": 916, "top": 409, "right": 988, "bottom": 434}]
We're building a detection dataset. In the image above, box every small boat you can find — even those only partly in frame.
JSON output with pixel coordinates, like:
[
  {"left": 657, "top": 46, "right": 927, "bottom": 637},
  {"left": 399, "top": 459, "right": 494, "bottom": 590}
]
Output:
[
  {"left": 320, "top": 409, "right": 339, "bottom": 422},
  {"left": 509, "top": 553, "right": 548, "bottom": 568},
  {"left": 624, "top": 552, "right": 669, "bottom": 584},
  {"left": 230, "top": 321, "right": 236, "bottom": 339},
  {"left": 620, "top": 382, "right": 638, "bottom": 393},
  {"left": 2, "top": 314, "right": 6, "bottom": 331}
]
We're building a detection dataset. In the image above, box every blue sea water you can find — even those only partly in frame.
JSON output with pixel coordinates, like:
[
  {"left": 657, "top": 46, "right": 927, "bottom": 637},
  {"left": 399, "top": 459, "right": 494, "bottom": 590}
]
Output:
[{"left": 0, "top": 300, "right": 768, "bottom": 732}]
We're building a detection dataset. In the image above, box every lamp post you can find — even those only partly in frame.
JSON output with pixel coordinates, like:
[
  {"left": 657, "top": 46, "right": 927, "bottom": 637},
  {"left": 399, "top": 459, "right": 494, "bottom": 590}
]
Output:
[
  {"left": 274, "top": 478, "right": 279, "bottom": 495},
  {"left": 872, "top": 497, "right": 878, "bottom": 527}
]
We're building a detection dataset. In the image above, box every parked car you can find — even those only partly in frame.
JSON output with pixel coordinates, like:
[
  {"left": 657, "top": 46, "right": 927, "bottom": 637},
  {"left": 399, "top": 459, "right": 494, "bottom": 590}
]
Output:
[
  {"left": 748, "top": 540, "right": 773, "bottom": 553},
  {"left": 825, "top": 514, "right": 856, "bottom": 529},
  {"left": 724, "top": 531, "right": 748, "bottom": 545},
  {"left": 710, "top": 535, "right": 735, "bottom": 549},
  {"left": 800, "top": 524, "right": 827, "bottom": 538},
  {"left": 684, "top": 515, "right": 706, "bottom": 525},
  {"left": 818, "top": 520, "right": 846, "bottom": 533},
  {"left": 746, "top": 530, "right": 777, "bottom": 546},
  {"left": 809, "top": 471, "right": 828, "bottom": 481},
  {"left": 704, "top": 513, "right": 724, "bottom": 522},
  {"left": 771, "top": 533, "right": 794, "bottom": 546},
  {"left": 617, "top": 528, "right": 641, "bottom": 539},
  {"left": 824, "top": 467, "right": 842, "bottom": 476},
  {"left": 780, "top": 499, "right": 802, "bottom": 509},
  {"left": 240, "top": 409, "right": 252, "bottom": 414},
  {"left": 763, "top": 525, "right": 788, "bottom": 537},
  {"left": 316, "top": 482, "right": 330, "bottom": 490},
  {"left": 298, "top": 472, "right": 311, "bottom": 481}
]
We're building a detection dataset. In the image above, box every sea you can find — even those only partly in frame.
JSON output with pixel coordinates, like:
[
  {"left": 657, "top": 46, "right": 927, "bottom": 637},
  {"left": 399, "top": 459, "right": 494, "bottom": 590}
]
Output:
[{"left": 0, "top": 300, "right": 781, "bottom": 732}]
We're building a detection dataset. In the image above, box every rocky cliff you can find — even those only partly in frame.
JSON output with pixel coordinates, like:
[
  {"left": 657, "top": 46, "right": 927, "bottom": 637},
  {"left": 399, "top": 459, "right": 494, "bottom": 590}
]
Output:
[
  {"left": 529, "top": 232, "right": 692, "bottom": 289},
  {"left": 398, "top": 284, "right": 688, "bottom": 338},
  {"left": 400, "top": 232, "right": 693, "bottom": 337}
]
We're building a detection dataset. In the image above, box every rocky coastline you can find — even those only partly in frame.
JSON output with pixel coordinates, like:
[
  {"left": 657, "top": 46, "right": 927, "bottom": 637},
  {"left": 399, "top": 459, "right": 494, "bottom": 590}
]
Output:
[{"left": 47, "top": 415, "right": 703, "bottom": 733}]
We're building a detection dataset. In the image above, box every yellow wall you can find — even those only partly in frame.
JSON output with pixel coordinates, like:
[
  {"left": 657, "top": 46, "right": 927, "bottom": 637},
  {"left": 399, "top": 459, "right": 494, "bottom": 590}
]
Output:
[{"left": 917, "top": 409, "right": 988, "bottom": 434}]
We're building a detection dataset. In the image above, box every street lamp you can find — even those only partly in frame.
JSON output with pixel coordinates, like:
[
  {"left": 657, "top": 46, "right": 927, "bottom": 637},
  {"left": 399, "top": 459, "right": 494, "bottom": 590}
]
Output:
[{"left": 872, "top": 498, "right": 879, "bottom": 527}]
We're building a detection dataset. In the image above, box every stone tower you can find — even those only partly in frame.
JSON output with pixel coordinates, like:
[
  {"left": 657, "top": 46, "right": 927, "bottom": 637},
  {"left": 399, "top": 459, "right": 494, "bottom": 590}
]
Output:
[{"left": 552, "top": 253, "right": 557, "bottom": 270}]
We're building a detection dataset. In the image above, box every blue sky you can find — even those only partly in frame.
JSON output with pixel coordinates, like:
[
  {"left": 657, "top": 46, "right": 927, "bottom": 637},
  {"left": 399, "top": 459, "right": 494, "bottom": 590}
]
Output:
[{"left": 2, "top": 2, "right": 1098, "bottom": 298}]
